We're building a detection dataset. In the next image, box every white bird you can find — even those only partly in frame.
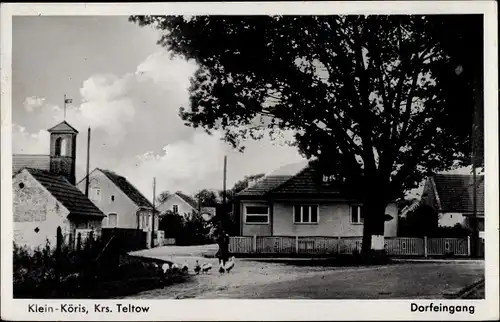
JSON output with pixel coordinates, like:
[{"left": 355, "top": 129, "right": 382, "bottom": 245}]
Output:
[
  {"left": 224, "top": 256, "right": 236, "bottom": 273},
  {"left": 161, "top": 263, "right": 170, "bottom": 274},
  {"left": 201, "top": 263, "right": 212, "bottom": 273},
  {"left": 171, "top": 263, "right": 180, "bottom": 269}
]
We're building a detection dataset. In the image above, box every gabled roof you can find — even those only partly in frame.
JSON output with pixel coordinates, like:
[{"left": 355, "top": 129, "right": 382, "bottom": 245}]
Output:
[
  {"left": 431, "top": 174, "right": 485, "bottom": 213},
  {"left": 175, "top": 192, "right": 199, "bottom": 209},
  {"left": 269, "top": 165, "right": 345, "bottom": 197},
  {"left": 236, "top": 161, "right": 350, "bottom": 199},
  {"left": 47, "top": 121, "right": 79, "bottom": 134},
  {"left": 98, "top": 169, "right": 154, "bottom": 209},
  {"left": 19, "top": 168, "right": 104, "bottom": 217},
  {"left": 236, "top": 175, "right": 293, "bottom": 197}
]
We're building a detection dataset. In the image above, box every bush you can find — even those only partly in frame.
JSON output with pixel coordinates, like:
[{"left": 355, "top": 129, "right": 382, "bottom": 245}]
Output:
[
  {"left": 160, "top": 211, "right": 213, "bottom": 246},
  {"left": 13, "top": 233, "right": 189, "bottom": 299}
]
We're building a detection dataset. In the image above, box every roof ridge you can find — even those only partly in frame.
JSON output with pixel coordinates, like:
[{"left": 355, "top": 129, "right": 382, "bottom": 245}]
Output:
[
  {"left": 101, "top": 169, "right": 153, "bottom": 208},
  {"left": 175, "top": 191, "right": 198, "bottom": 208},
  {"left": 24, "top": 168, "right": 104, "bottom": 217},
  {"left": 24, "top": 167, "right": 71, "bottom": 183},
  {"left": 47, "top": 120, "right": 79, "bottom": 133},
  {"left": 267, "top": 162, "right": 311, "bottom": 195}
]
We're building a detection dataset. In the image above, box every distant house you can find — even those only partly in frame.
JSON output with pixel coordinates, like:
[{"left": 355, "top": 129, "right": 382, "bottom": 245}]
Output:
[
  {"left": 76, "top": 168, "right": 159, "bottom": 233},
  {"left": 12, "top": 121, "right": 105, "bottom": 249},
  {"left": 233, "top": 161, "right": 398, "bottom": 242},
  {"left": 157, "top": 192, "right": 216, "bottom": 219},
  {"left": 421, "top": 174, "right": 485, "bottom": 238}
]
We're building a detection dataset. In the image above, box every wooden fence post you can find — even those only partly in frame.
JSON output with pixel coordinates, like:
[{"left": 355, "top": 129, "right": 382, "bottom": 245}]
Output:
[
  {"left": 56, "top": 226, "right": 63, "bottom": 283},
  {"left": 295, "top": 236, "right": 299, "bottom": 253},
  {"left": 424, "top": 236, "right": 428, "bottom": 258},
  {"left": 252, "top": 235, "right": 257, "bottom": 253},
  {"left": 337, "top": 236, "right": 341, "bottom": 254},
  {"left": 467, "top": 235, "right": 471, "bottom": 257}
]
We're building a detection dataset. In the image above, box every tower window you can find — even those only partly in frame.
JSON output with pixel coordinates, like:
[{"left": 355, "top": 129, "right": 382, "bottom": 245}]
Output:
[
  {"left": 111, "top": 195, "right": 115, "bottom": 202},
  {"left": 18, "top": 182, "right": 25, "bottom": 189},
  {"left": 54, "top": 137, "right": 62, "bottom": 156},
  {"left": 54, "top": 137, "right": 68, "bottom": 156}
]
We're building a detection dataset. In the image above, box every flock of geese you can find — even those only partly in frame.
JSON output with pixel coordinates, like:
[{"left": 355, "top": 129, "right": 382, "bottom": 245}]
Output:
[{"left": 153, "top": 256, "right": 236, "bottom": 276}]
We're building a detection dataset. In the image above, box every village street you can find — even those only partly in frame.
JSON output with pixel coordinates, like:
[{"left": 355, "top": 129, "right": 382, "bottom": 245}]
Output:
[{"left": 124, "top": 246, "right": 485, "bottom": 299}]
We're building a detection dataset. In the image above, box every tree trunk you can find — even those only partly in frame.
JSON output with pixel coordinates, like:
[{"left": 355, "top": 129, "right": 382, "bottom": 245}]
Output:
[{"left": 361, "top": 197, "right": 388, "bottom": 257}]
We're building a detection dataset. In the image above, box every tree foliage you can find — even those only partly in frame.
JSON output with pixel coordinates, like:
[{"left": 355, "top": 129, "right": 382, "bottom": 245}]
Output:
[
  {"left": 398, "top": 204, "right": 439, "bottom": 237},
  {"left": 156, "top": 190, "right": 171, "bottom": 204},
  {"left": 130, "top": 15, "right": 483, "bottom": 252},
  {"left": 223, "top": 173, "right": 265, "bottom": 202},
  {"left": 194, "top": 189, "right": 219, "bottom": 207}
]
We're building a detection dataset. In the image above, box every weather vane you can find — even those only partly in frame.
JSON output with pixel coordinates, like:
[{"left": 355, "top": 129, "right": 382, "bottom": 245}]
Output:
[{"left": 63, "top": 94, "right": 73, "bottom": 120}]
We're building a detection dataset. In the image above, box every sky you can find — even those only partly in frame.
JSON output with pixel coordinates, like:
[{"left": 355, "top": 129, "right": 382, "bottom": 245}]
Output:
[
  {"left": 12, "top": 16, "right": 476, "bottom": 201},
  {"left": 12, "top": 16, "right": 305, "bottom": 200}
]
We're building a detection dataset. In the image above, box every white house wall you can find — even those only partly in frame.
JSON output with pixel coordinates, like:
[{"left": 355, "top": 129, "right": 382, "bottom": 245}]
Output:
[
  {"left": 13, "top": 170, "right": 71, "bottom": 249},
  {"left": 77, "top": 170, "right": 141, "bottom": 229},
  {"left": 240, "top": 199, "right": 398, "bottom": 237},
  {"left": 157, "top": 194, "right": 195, "bottom": 218},
  {"left": 438, "top": 212, "right": 466, "bottom": 228}
]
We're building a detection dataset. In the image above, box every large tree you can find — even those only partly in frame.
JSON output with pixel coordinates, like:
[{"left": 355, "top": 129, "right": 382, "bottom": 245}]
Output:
[
  {"left": 130, "top": 15, "right": 482, "bottom": 254},
  {"left": 194, "top": 188, "right": 219, "bottom": 207}
]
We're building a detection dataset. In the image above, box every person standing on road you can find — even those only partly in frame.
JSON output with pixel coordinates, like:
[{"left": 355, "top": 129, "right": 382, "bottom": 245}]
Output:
[{"left": 217, "top": 230, "right": 230, "bottom": 266}]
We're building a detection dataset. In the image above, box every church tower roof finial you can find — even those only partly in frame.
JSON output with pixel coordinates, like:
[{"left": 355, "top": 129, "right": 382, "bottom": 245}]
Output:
[{"left": 47, "top": 121, "right": 79, "bottom": 134}]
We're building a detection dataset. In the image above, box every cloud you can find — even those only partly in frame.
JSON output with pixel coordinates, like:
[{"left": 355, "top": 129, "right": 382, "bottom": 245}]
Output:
[
  {"left": 122, "top": 131, "right": 227, "bottom": 198},
  {"left": 11, "top": 124, "right": 49, "bottom": 154},
  {"left": 13, "top": 49, "right": 307, "bottom": 201},
  {"left": 23, "top": 96, "right": 46, "bottom": 112}
]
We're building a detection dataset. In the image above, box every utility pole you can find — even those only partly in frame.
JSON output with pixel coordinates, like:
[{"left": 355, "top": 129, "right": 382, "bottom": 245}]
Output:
[
  {"left": 151, "top": 178, "right": 156, "bottom": 248},
  {"left": 470, "top": 73, "right": 482, "bottom": 258},
  {"left": 221, "top": 155, "right": 227, "bottom": 233},
  {"left": 85, "top": 127, "right": 91, "bottom": 197}
]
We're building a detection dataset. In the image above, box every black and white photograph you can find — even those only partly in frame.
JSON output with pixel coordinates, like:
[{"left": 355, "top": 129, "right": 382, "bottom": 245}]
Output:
[{"left": 1, "top": 2, "right": 498, "bottom": 321}]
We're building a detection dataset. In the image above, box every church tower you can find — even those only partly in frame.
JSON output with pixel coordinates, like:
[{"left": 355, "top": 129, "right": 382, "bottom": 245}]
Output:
[{"left": 47, "top": 121, "right": 78, "bottom": 185}]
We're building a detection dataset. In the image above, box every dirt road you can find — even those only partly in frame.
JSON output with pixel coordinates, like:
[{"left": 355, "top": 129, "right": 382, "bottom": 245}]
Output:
[{"left": 124, "top": 246, "right": 484, "bottom": 299}]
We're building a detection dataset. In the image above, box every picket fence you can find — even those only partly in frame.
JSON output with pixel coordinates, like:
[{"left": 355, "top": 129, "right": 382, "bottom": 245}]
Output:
[{"left": 229, "top": 236, "right": 472, "bottom": 257}]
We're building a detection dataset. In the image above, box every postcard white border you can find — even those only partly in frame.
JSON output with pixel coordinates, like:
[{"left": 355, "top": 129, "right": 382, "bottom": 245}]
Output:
[{"left": 1, "top": 2, "right": 498, "bottom": 321}]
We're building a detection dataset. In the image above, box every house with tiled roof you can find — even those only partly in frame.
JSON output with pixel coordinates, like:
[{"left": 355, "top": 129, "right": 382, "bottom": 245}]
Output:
[
  {"left": 421, "top": 173, "right": 485, "bottom": 238},
  {"left": 12, "top": 121, "right": 105, "bottom": 249},
  {"left": 157, "top": 191, "right": 216, "bottom": 219},
  {"left": 76, "top": 168, "right": 159, "bottom": 235},
  {"left": 234, "top": 161, "right": 398, "bottom": 238}
]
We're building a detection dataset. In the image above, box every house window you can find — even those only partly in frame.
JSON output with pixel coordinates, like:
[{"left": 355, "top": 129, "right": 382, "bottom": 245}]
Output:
[
  {"left": 173, "top": 205, "right": 178, "bottom": 214},
  {"left": 294, "top": 205, "right": 319, "bottom": 224},
  {"left": 108, "top": 213, "right": 117, "bottom": 227},
  {"left": 351, "top": 205, "right": 364, "bottom": 224},
  {"left": 245, "top": 205, "right": 269, "bottom": 224},
  {"left": 90, "top": 187, "right": 101, "bottom": 201}
]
